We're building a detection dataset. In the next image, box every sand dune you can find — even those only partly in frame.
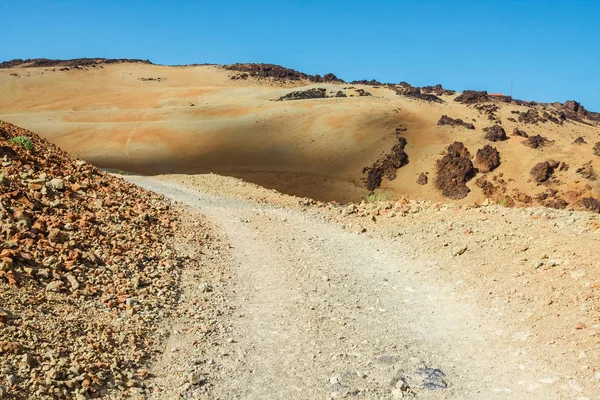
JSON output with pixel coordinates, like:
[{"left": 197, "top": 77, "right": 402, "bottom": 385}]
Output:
[{"left": 0, "top": 62, "right": 598, "bottom": 205}]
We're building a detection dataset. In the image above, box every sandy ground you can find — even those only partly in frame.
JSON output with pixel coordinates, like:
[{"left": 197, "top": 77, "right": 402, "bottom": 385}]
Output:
[
  {"left": 1, "top": 63, "right": 598, "bottom": 204},
  {"left": 123, "top": 174, "right": 600, "bottom": 399}
]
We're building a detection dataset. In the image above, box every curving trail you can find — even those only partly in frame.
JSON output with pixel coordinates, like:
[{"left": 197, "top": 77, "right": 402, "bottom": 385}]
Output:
[{"left": 126, "top": 176, "right": 561, "bottom": 399}]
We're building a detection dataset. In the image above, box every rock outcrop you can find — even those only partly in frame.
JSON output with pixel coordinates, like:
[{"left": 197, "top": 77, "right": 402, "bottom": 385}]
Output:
[
  {"left": 435, "top": 142, "right": 475, "bottom": 199},
  {"left": 530, "top": 160, "right": 559, "bottom": 183},
  {"left": 475, "top": 145, "right": 501, "bottom": 173},
  {"left": 483, "top": 125, "right": 507, "bottom": 142},
  {"left": 437, "top": 115, "right": 475, "bottom": 129}
]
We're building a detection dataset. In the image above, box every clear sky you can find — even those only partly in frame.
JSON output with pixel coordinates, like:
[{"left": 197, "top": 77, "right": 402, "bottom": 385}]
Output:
[{"left": 1, "top": 0, "right": 599, "bottom": 110}]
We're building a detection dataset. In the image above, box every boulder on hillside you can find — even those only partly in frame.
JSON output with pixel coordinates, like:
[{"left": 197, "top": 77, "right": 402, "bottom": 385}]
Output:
[
  {"left": 576, "top": 162, "right": 596, "bottom": 181},
  {"left": 276, "top": 88, "right": 327, "bottom": 101},
  {"left": 530, "top": 160, "right": 559, "bottom": 183},
  {"left": 475, "top": 145, "right": 501, "bottom": 173},
  {"left": 594, "top": 142, "right": 600, "bottom": 156},
  {"left": 454, "top": 90, "right": 490, "bottom": 104},
  {"left": 437, "top": 115, "right": 475, "bottom": 129},
  {"left": 512, "top": 128, "right": 528, "bottom": 138},
  {"left": 483, "top": 125, "right": 507, "bottom": 142},
  {"left": 421, "top": 84, "right": 456, "bottom": 96},
  {"left": 417, "top": 172, "right": 428, "bottom": 185},
  {"left": 522, "top": 134, "right": 552, "bottom": 149},
  {"left": 573, "top": 136, "right": 586, "bottom": 144},
  {"left": 579, "top": 197, "right": 600, "bottom": 213},
  {"left": 363, "top": 137, "right": 409, "bottom": 191},
  {"left": 435, "top": 142, "right": 475, "bottom": 199}
]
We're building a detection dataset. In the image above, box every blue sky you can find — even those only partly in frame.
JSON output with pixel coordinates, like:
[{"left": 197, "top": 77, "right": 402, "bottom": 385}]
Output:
[{"left": 1, "top": 0, "right": 599, "bottom": 110}]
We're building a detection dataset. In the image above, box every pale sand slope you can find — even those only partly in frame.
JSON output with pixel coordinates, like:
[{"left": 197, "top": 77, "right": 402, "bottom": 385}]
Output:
[{"left": 0, "top": 63, "right": 599, "bottom": 203}]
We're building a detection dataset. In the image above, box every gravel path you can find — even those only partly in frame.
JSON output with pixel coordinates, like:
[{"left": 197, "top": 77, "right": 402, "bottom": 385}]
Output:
[{"left": 126, "top": 176, "right": 562, "bottom": 399}]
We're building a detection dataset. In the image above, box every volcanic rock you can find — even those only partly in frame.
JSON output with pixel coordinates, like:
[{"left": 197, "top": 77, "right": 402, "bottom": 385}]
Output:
[
  {"left": 363, "top": 137, "right": 409, "bottom": 191},
  {"left": 576, "top": 163, "right": 596, "bottom": 181},
  {"left": 0, "top": 121, "right": 179, "bottom": 398},
  {"left": 475, "top": 145, "right": 501, "bottom": 173},
  {"left": 225, "top": 63, "right": 343, "bottom": 83},
  {"left": 421, "top": 84, "right": 456, "bottom": 96},
  {"left": 512, "top": 128, "right": 528, "bottom": 138},
  {"left": 530, "top": 160, "right": 559, "bottom": 183},
  {"left": 276, "top": 88, "right": 327, "bottom": 101},
  {"left": 594, "top": 142, "right": 600, "bottom": 156},
  {"left": 483, "top": 125, "right": 507, "bottom": 142},
  {"left": 573, "top": 136, "right": 586, "bottom": 144},
  {"left": 417, "top": 173, "right": 428, "bottom": 185},
  {"left": 523, "top": 135, "right": 552, "bottom": 149},
  {"left": 518, "top": 109, "right": 546, "bottom": 124},
  {"left": 454, "top": 90, "right": 490, "bottom": 104},
  {"left": 437, "top": 115, "right": 475, "bottom": 129},
  {"left": 579, "top": 197, "right": 600, "bottom": 213},
  {"left": 0, "top": 58, "right": 152, "bottom": 69},
  {"left": 435, "top": 142, "right": 475, "bottom": 199}
]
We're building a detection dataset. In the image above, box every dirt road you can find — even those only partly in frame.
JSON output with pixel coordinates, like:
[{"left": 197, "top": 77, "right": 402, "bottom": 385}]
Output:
[{"left": 126, "top": 176, "right": 565, "bottom": 399}]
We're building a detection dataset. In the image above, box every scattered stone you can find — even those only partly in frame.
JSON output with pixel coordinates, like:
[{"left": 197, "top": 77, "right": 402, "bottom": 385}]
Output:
[
  {"left": 45, "top": 280, "right": 63, "bottom": 292},
  {"left": 416, "top": 173, "right": 428, "bottom": 185},
  {"left": 594, "top": 142, "right": 600, "bottom": 157},
  {"left": 416, "top": 367, "right": 447, "bottom": 390},
  {"left": 46, "top": 178, "right": 64, "bottom": 190},
  {"left": 573, "top": 136, "right": 586, "bottom": 145},
  {"left": 454, "top": 245, "right": 468, "bottom": 256},
  {"left": 0, "top": 121, "right": 180, "bottom": 398},
  {"left": 188, "top": 371, "right": 205, "bottom": 385}
]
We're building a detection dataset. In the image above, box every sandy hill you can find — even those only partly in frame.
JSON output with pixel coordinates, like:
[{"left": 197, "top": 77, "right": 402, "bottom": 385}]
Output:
[{"left": 0, "top": 59, "right": 599, "bottom": 210}]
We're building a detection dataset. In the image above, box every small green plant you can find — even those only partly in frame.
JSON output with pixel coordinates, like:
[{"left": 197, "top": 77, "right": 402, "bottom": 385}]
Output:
[
  {"left": 10, "top": 136, "right": 34, "bottom": 151},
  {"left": 496, "top": 196, "right": 509, "bottom": 207},
  {"left": 366, "top": 190, "right": 388, "bottom": 202}
]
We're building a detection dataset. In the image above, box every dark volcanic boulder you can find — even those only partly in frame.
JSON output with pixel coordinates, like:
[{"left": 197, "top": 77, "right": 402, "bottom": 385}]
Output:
[
  {"left": 435, "top": 142, "right": 475, "bottom": 199},
  {"left": 530, "top": 160, "right": 559, "bottom": 183},
  {"left": 483, "top": 125, "right": 507, "bottom": 142},
  {"left": 334, "top": 90, "right": 347, "bottom": 98},
  {"left": 522, "top": 134, "right": 552, "bottom": 149},
  {"left": 437, "top": 115, "right": 475, "bottom": 129},
  {"left": 518, "top": 109, "right": 545, "bottom": 124},
  {"left": 454, "top": 90, "right": 490, "bottom": 104},
  {"left": 474, "top": 145, "right": 501, "bottom": 173},
  {"left": 579, "top": 197, "right": 600, "bottom": 213},
  {"left": 576, "top": 163, "right": 596, "bottom": 181},
  {"left": 421, "top": 84, "right": 456, "bottom": 96},
  {"left": 417, "top": 172, "right": 428, "bottom": 185},
  {"left": 512, "top": 128, "right": 528, "bottom": 137},
  {"left": 573, "top": 136, "right": 586, "bottom": 144},
  {"left": 594, "top": 142, "right": 600, "bottom": 156},
  {"left": 363, "top": 137, "right": 409, "bottom": 191}
]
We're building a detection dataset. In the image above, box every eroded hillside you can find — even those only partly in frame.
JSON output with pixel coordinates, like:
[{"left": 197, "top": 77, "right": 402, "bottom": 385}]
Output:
[{"left": 0, "top": 60, "right": 599, "bottom": 209}]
